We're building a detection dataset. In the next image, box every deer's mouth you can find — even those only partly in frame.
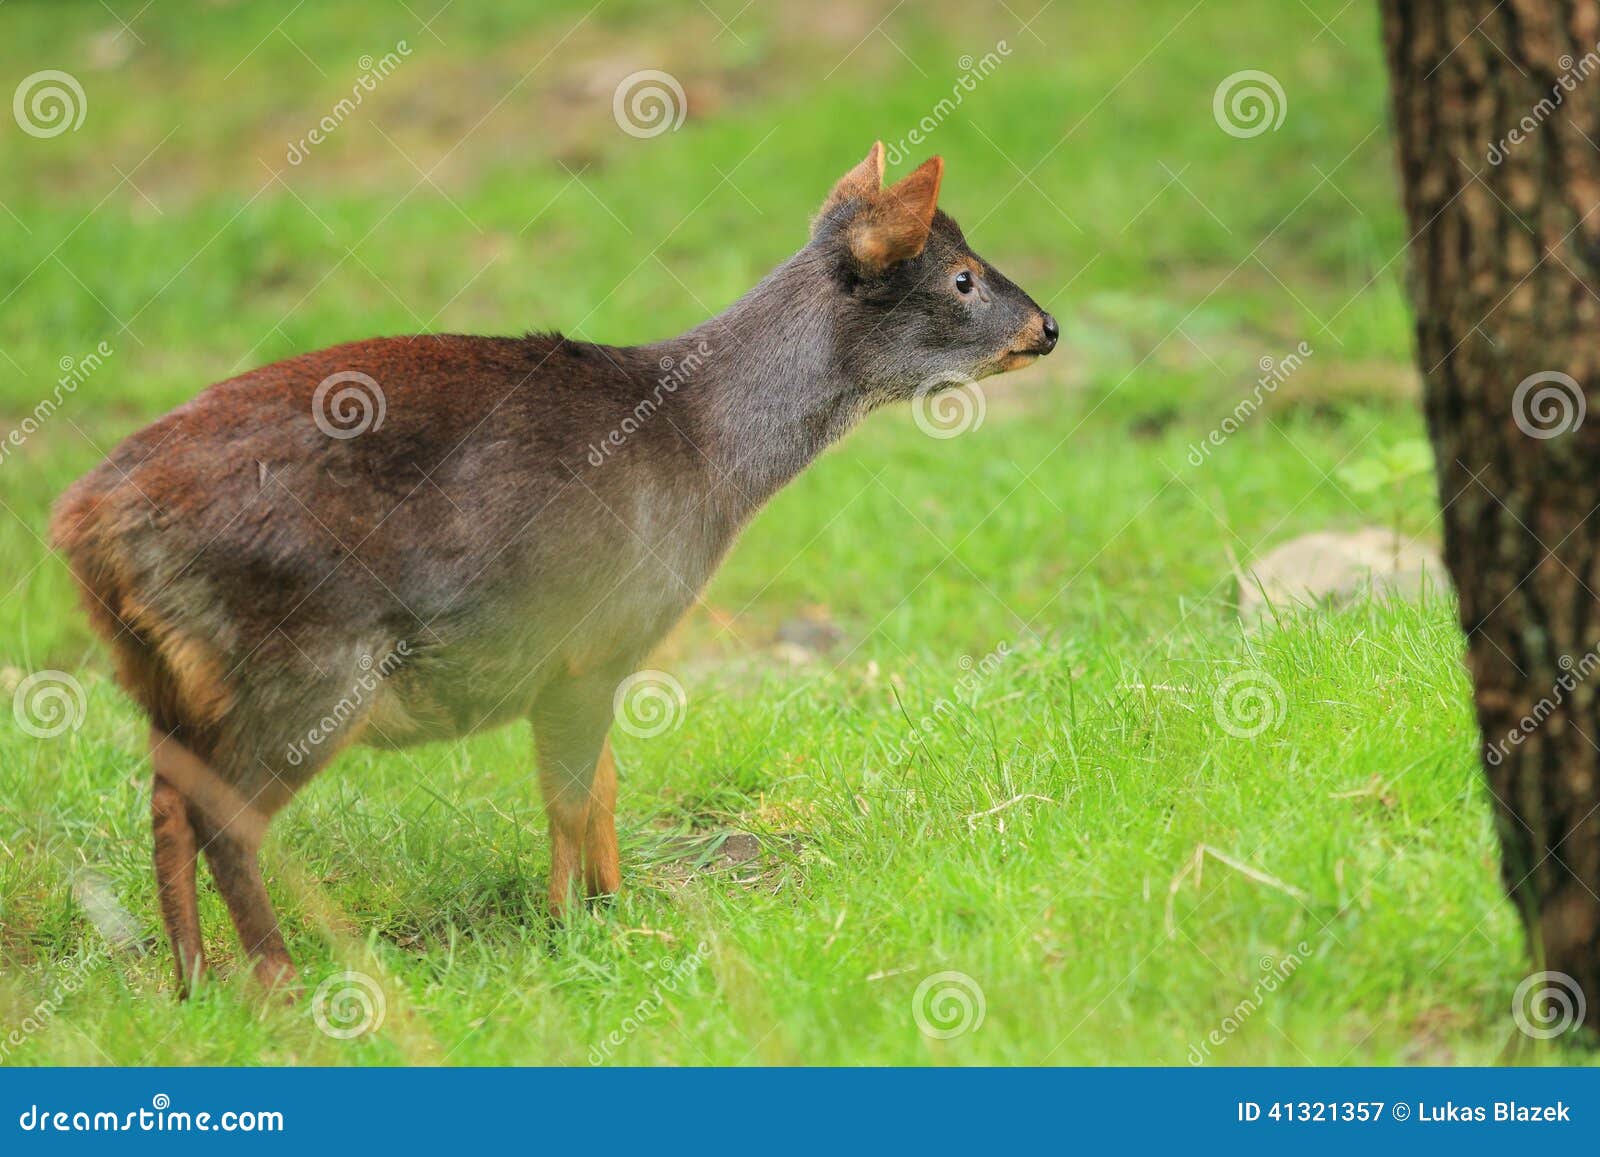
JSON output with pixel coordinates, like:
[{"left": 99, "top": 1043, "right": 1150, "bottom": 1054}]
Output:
[{"left": 994, "top": 349, "right": 1042, "bottom": 373}]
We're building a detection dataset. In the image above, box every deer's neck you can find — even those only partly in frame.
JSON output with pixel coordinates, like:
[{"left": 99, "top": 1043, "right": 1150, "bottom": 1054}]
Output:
[{"left": 647, "top": 251, "right": 860, "bottom": 520}]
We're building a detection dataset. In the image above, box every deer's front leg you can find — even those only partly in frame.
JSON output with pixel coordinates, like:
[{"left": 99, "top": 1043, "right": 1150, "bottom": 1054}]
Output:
[
  {"left": 582, "top": 739, "right": 622, "bottom": 898},
  {"left": 530, "top": 677, "right": 618, "bottom": 919}
]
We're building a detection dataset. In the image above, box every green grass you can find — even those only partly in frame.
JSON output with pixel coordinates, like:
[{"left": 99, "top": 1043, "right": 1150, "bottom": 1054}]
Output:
[{"left": 0, "top": 0, "right": 1561, "bottom": 1065}]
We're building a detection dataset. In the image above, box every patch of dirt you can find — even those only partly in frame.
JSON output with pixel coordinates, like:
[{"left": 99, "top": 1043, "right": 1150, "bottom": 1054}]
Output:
[{"left": 640, "top": 824, "right": 812, "bottom": 898}]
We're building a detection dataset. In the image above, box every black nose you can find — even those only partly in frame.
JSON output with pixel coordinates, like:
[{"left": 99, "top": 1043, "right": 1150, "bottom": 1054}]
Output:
[{"left": 1040, "top": 313, "right": 1059, "bottom": 352}]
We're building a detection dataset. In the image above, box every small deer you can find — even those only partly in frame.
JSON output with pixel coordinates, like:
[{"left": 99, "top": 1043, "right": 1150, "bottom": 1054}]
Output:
[{"left": 52, "top": 142, "right": 1058, "bottom": 995}]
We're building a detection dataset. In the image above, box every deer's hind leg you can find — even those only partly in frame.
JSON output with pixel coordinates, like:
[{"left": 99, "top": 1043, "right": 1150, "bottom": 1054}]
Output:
[
  {"left": 151, "top": 732, "right": 297, "bottom": 992},
  {"left": 149, "top": 731, "right": 205, "bottom": 996},
  {"left": 191, "top": 811, "right": 296, "bottom": 991}
]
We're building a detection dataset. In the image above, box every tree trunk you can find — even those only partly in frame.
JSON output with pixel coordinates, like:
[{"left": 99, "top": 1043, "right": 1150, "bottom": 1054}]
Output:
[{"left": 1379, "top": 0, "right": 1600, "bottom": 1028}]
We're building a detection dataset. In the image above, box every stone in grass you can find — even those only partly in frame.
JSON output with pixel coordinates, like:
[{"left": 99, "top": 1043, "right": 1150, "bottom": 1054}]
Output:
[
  {"left": 772, "top": 604, "right": 846, "bottom": 664},
  {"left": 1238, "top": 527, "right": 1445, "bottom": 625},
  {"left": 718, "top": 832, "right": 761, "bottom": 866}
]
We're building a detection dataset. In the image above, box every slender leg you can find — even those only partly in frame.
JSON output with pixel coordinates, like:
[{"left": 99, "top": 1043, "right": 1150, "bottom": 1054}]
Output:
[
  {"left": 584, "top": 739, "right": 622, "bottom": 897},
  {"left": 152, "top": 732, "right": 296, "bottom": 991},
  {"left": 149, "top": 738, "right": 205, "bottom": 996},
  {"left": 189, "top": 810, "right": 297, "bottom": 991},
  {"left": 530, "top": 677, "right": 617, "bottom": 918}
]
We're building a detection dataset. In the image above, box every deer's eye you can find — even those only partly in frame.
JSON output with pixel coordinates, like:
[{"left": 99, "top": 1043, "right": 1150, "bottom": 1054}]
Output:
[{"left": 954, "top": 270, "right": 974, "bottom": 295}]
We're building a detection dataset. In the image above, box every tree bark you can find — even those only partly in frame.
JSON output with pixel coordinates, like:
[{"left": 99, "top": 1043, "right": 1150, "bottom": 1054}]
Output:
[{"left": 1378, "top": 0, "right": 1600, "bottom": 1027}]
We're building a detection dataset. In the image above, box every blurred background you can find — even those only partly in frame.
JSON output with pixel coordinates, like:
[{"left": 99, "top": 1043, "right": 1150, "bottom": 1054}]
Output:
[{"left": 0, "top": 1, "right": 1525, "bottom": 1066}]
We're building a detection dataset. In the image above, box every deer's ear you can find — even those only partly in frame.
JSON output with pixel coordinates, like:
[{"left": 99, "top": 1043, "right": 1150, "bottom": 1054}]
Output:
[
  {"left": 846, "top": 155, "right": 943, "bottom": 273},
  {"left": 818, "top": 141, "right": 885, "bottom": 220}
]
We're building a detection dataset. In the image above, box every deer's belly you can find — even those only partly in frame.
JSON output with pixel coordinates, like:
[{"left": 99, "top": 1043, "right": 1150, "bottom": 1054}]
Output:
[{"left": 354, "top": 573, "right": 699, "bottom": 750}]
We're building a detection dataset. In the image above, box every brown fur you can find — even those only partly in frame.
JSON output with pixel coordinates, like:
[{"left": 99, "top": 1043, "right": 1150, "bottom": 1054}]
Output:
[
  {"left": 150, "top": 770, "right": 204, "bottom": 995},
  {"left": 846, "top": 157, "right": 944, "bottom": 272},
  {"left": 817, "top": 141, "right": 886, "bottom": 218},
  {"left": 583, "top": 741, "right": 622, "bottom": 898}
]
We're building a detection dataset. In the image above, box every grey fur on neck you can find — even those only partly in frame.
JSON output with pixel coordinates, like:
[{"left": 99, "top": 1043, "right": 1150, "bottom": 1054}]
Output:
[{"left": 645, "top": 245, "right": 862, "bottom": 519}]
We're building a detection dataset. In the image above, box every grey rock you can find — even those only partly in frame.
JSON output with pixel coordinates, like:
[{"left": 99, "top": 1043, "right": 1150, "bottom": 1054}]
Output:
[{"left": 1239, "top": 527, "right": 1445, "bottom": 623}]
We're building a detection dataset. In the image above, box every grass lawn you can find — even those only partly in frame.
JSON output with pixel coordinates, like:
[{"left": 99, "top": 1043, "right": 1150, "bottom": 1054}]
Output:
[{"left": 0, "top": 0, "right": 1563, "bottom": 1064}]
